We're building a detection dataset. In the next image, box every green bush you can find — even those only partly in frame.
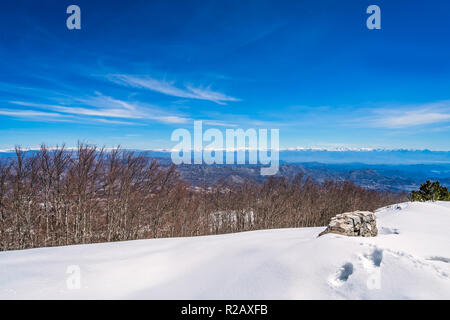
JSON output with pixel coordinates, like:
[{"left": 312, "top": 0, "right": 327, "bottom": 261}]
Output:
[{"left": 409, "top": 180, "right": 450, "bottom": 202}]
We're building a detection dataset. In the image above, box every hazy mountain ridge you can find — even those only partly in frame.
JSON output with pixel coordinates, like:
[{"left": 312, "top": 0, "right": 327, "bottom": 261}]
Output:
[
  {"left": 172, "top": 163, "right": 449, "bottom": 192},
  {"left": 2, "top": 149, "right": 450, "bottom": 164},
  {"left": 1, "top": 149, "right": 450, "bottom": 192}
]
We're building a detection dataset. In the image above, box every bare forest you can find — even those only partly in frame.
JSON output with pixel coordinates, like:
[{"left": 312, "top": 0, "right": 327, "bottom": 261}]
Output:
[{"left": 0, "top": 145, "right": 405, "bottom": 251}]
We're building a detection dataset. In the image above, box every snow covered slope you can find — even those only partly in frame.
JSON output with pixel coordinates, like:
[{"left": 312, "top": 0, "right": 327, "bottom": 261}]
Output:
[{"left": 1, "top": 202, "right": 449, "bottom": 299}]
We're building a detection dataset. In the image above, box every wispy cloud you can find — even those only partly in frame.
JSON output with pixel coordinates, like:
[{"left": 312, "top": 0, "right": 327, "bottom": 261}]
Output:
[
  {"left": 107, "top": 74, "right": 240, "bottom": 105},
  {"left": 354, "top": 100, "right": 450, "bottom": 129},
  {"left": 1, "top": 75, "right": 247, "bottom": 129},
  {"left": 202, "top": 120, "right": 239, "bottom": 127},
  {"left": 377, "top": 110, "right": 450, "bottom": 128},
  {"left": 4, "top": 86, "right": 245, "bottom": 128},
  {"left": 0, "top": 109, "right": 63, "bottom": 118},
  {"left": 93, "top": 118, "right": 139, "bottom": 125},
  {"left": 52, "top": 105, "right": 142, "bottom": 119},
  {"left": 7, "top": 91, "right": 192, "bottom": 125},
  {"left": 0, "top": 107, "right": 136, "bottom": 125},
  {"left": 10, "top": 100, "right": 139, "bottom": 119}
]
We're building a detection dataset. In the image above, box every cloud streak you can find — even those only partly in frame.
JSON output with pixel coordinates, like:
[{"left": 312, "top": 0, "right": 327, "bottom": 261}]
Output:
[
  {"left": 7, "top": 92, "right": 192, "bottom": 125},
  {"left": 376, "top": 110, "right": 450, "bottom": 128},
  {"left": 107, "top": 74, "right": 240, "bottom": 105},
  {"left": 0, "top": 107, "right": 137, "bottom": 125},
  {"left": 354, "top": 100, "right": 450, "bottom": 129},
  {"left": 0, "top": 109, "right": 63, "bottom": 118}
]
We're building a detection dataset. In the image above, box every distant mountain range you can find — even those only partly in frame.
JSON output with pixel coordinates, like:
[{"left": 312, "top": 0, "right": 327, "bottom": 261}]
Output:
[
  {"left": 1, "top": 149, "right": 450, "bottom": 192},
  {"left": 143, "top": 149, "right": 450, "bottom": 165},
  {"left": 2, "top": 148, "right": 450, "bottom": 164},
  {"left": 170, "top": 162, "right": 450, "bottom": 192},
  {"left": 145, "top": 150, "right": 450, "bottom": 192},
  {"left": 150, "top": 150, "right": 450, "bottom": 192}
]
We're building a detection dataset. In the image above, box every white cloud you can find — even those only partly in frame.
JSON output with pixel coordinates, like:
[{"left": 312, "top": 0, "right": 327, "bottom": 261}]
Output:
[
  {"left": 378, "top": 111, "right": 450, "bottom": 128},
  {"left": 359, "top": 100, "right": 450, "bottom": 129},
  {"left": 0, "top": 107, "right": 142, "bottom": 125},
  {"left": 108, "top": 74, "right": 240, "bottom": 105},
  {"left": 94, "top": 118, "right": 140, "bottom": 125},
  {"left": 0, "top": 109, "right": 63, "bottom": 117},
  {"left": 51, "top": 106, "right": 142, "bottom": 119},
  {"left": 7, "top": 94, "right": 192, "bottom": 125}
]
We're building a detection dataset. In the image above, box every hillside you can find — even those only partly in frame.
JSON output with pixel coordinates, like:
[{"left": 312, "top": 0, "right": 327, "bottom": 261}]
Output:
[{"left": 0, "top": 202, "right": 449, "bottom": 299}]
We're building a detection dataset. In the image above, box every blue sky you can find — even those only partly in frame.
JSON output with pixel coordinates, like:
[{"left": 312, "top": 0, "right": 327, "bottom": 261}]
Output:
[{"left": 1, "top": 0, "right": 450, "bottom": 150}]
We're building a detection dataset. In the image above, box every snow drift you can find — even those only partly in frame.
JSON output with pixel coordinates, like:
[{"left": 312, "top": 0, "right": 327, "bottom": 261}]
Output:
[{"left": 0, "top": 201, "right": 449, "bottom": 299}]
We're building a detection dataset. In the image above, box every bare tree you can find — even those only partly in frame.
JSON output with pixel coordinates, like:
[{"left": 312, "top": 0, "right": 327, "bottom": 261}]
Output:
[{"left": 0, "top": 145, "right": 405, "bottom": 252}]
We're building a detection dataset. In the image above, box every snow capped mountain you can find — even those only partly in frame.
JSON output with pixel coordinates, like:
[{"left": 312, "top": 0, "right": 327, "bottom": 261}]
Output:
[{"left": 1, "top": 201, "right": 449, "bottom": 299}]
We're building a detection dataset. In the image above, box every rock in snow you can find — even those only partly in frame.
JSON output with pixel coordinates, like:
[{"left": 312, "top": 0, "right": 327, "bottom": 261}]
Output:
[
  {"left": 318, "top": 211, "right": 378, "bottom": 237},
  {"left": 0, "top": 201, "right": 449, "bottom": 299}
]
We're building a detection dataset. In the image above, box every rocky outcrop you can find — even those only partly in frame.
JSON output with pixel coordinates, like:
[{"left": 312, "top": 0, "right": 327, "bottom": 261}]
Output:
[{"left": 318, "top": 211, "right": 378, "bottom": 237}]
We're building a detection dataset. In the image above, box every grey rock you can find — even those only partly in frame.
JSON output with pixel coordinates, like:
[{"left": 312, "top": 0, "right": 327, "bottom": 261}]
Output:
[{"left": 318, "top": 211, "right": 378, "bottom": 237}]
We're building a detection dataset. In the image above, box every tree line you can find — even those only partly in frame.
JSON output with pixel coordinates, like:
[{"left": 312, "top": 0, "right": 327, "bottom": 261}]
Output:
[{"left": 0, "top": 144, "right": 405, "bottom": 251}]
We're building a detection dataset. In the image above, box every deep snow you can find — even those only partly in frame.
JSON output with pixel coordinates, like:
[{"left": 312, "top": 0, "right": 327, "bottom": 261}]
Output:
[{"left": 0, "top": 201, "right": 449, "bottom": 299}]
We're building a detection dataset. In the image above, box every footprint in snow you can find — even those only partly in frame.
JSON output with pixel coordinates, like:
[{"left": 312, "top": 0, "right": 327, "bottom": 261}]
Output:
[
  {"left": 329, "top": 262, "right": 354, "bottom": 287},
  {"left": 359, "top": 248, "right": 383, "bottom": 271},
  {"left": 379, "top": 227, "right": 400, "bottom": 235},
  {"left": 371, "top": 249, "right": 383, "bottom": 267},
  {"left": 427, "top": 256, "right": 450, "bottom": 264}
]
